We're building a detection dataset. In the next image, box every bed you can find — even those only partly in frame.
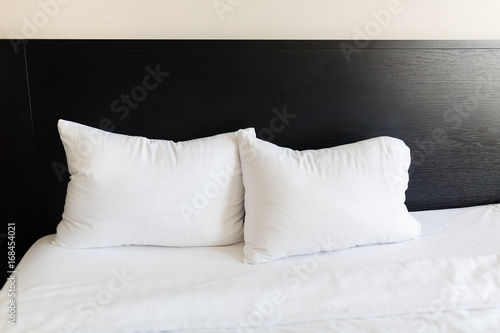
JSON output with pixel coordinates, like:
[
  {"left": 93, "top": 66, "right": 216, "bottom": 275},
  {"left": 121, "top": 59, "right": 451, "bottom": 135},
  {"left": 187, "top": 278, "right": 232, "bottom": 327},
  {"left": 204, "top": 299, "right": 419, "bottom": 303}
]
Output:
[{"left": 1, "top": 40, "right": 500, "bottom": 332}]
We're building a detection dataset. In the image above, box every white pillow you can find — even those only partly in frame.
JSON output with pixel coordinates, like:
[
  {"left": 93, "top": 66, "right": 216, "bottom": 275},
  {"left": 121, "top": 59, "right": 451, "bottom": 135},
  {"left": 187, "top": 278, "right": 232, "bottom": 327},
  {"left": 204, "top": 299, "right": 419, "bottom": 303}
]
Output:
[
  {"left": 239, "top": 129, "right": 422, "bottom": 264},
  {"left": 54, "top": 119, "right": 250, "bottom": 248}
]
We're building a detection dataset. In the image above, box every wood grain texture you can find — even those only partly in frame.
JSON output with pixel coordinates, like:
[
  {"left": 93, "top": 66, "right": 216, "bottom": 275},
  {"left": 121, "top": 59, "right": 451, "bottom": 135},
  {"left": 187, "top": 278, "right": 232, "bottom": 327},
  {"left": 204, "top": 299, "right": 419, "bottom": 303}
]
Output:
[
  {"left": 5, "top": 40, "right": 500, "bottom": 243},
  {"left": 0, "top": 41, "right": 42, "bottom": 286}
]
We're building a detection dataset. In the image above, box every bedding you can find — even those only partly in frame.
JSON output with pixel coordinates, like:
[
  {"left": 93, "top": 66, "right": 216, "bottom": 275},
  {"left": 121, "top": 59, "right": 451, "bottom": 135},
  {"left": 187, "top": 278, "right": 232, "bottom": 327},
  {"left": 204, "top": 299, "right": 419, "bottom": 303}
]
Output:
[
  {"left": 54, "top": 120, "right": 251, "bottom": 248},
  {"left": 239, "top": 129, "right": 421, "bottom": 264},
  {"left": 1, "top": 203, "right": 500, "bottom": 332},
  {"left": 3, "top": 39, "right": 500, "bottom": 333}
]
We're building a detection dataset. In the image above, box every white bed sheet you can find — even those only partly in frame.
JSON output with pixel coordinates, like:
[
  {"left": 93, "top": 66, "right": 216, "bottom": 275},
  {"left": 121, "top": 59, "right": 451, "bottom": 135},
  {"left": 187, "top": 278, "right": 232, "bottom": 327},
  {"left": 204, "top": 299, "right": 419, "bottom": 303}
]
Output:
[{"left": 1, "top": 204, "right": 500, "bottom": 332}]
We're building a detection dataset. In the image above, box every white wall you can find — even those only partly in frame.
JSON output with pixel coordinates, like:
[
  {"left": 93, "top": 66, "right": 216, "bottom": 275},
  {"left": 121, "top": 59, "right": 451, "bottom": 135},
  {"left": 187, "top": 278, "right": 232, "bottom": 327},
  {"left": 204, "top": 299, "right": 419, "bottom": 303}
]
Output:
[{"left": 1, "top": 0, "right": 500, "bottom": 39}]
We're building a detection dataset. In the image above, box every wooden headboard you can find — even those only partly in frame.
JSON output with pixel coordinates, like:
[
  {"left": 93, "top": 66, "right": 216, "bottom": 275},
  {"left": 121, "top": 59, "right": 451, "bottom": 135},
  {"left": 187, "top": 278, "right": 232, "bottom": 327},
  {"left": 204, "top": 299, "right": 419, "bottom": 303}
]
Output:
[{"left": 2, "top": 40, "right": 500, "bottom": 271}]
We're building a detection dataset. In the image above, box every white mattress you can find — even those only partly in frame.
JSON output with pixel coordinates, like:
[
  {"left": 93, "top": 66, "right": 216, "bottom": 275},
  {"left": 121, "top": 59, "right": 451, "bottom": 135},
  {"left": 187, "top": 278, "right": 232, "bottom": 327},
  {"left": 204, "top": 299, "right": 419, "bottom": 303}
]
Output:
[{"left": 1, "top": 204, "right": 500, "bottom": 332}]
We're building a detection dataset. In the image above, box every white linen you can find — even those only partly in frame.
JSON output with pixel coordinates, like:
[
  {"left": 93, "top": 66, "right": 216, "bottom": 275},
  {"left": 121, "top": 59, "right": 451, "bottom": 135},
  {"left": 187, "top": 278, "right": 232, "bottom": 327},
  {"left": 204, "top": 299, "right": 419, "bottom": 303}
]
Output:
[
  {"left": 55, "top": 120, "right": 250, "bottom": 248},
  {"left": 1, "top": 204, "right": 500, "bottom": 332},
  {"left": 238, "top": 129, "right": 421, "bottom": 264}
]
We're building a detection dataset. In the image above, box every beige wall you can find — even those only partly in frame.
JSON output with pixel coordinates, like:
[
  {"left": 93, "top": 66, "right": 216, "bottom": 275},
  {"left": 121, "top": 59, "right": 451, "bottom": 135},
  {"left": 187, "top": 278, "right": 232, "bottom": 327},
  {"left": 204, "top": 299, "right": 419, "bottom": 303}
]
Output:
[{"left": 1, "top": 0, "right": 499, "bottom": 39}]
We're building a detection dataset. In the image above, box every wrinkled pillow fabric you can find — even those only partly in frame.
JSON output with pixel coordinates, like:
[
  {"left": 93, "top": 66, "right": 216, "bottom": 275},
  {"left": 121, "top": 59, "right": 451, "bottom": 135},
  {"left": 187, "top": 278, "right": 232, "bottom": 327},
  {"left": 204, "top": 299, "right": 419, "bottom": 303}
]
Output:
[
  {"left": 54, "top": 119, "right": 250, "bottom": 248},
  {"left": 239, "top": 129, "right": 422, "bottom": 264}
]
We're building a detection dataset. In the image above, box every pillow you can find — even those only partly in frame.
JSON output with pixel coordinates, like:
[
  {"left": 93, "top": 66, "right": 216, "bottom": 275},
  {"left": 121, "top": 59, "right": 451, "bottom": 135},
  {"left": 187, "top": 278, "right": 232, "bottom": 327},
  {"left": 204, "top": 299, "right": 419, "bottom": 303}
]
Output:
[
  {"left": 54, "top": 119, "right": 251, "bottom": 248},
  {"left": 239, "top": 129, "right": 422, "bottom": 264}
]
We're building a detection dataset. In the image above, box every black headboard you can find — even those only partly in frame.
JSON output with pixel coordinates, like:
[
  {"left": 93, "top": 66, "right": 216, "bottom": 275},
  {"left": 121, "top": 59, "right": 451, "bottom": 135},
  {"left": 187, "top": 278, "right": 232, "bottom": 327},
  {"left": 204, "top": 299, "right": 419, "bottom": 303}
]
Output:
[{"left": 2, "top": 40, "right": 500, "bottom": 273}]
